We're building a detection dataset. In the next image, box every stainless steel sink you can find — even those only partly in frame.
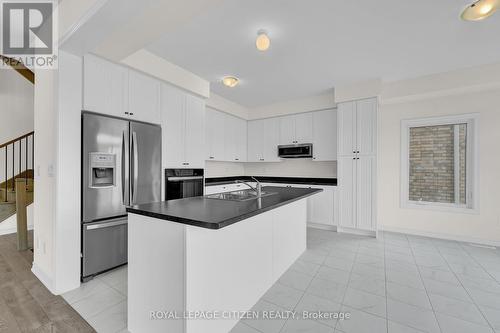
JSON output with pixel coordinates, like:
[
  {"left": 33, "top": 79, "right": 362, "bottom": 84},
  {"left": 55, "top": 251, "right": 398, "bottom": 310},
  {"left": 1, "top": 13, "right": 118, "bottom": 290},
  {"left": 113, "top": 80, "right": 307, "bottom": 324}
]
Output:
[{"left": 206, "top": 189, "right": 277, "bottom": 202}]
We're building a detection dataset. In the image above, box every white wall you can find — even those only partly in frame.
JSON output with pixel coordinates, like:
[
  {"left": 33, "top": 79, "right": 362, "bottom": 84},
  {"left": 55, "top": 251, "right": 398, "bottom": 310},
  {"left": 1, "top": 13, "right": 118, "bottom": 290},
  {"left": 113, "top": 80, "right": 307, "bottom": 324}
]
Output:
[
  {"left": 32, "top": 66, "right": 57, "bottom": 291},
  {"left": 247, "top": 91, "right": 335, "bottom": 120},
  {"left": 121, "top": 49, "right": 210, "bottom": 98},
  {"left": 244, "top": 160, "right": 336, "bottom": 178},
  {"left": 204, "top": 161, "right": 245, "bottom": 178},
  {"left": 0, "top": 67, "right": 34, "bottom": 184},
  {"left": 206, "top": 93, "right": 249, "bottom": 119},
  {"left": 378, "top": 87, "right": 500, "bottom": 245},
  {"left": 335, "top": 63, "right": 500, "bottom": 245},
  {"left": 204, "top": 160, "right": 337, "bottom": 179},
  {"left": 0, "top": 67, "right": 34, "bottom": 143},
  {"left": 32, "top": 51, "right": 82, "bottom": 294}
]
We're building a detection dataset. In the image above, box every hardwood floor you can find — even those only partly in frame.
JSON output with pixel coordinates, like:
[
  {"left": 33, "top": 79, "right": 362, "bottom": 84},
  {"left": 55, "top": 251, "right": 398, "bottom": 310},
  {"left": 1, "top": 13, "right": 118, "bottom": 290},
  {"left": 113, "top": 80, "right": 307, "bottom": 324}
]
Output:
[{"left": 0, "top": 232, "right": 95, "bottom": 332}]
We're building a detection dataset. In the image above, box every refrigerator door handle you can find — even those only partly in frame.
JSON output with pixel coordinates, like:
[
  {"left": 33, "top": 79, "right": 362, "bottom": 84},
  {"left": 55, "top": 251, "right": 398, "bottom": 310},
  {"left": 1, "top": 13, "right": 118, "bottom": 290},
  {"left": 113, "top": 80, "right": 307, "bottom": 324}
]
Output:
[
  {"left": 132, "top": 131, "right": 139, "bottom": 204},
  {"left": 85, "top": 219, "right": 128, "bottom": 230},
  {"left": 121, "top": 131, "right": 126, "bottom": 204}
]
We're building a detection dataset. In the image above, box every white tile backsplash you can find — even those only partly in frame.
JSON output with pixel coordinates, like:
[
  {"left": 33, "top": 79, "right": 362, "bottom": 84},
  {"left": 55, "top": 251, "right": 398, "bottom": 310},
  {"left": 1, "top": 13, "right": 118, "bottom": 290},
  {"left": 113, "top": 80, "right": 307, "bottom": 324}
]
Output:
[{"left": 205, "top": 160, "right": 337, "bottom": 179}]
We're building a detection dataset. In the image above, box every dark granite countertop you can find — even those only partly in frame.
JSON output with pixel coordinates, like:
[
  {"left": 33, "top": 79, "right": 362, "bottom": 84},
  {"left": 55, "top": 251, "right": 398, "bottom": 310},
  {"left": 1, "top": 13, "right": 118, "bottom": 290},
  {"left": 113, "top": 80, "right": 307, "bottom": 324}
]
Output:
[
  {"left": 205, "top": 176, "right": 337, "bottom": 186},
  {"left": 126, "top": 186, "right": 322, "bottom": 230}
]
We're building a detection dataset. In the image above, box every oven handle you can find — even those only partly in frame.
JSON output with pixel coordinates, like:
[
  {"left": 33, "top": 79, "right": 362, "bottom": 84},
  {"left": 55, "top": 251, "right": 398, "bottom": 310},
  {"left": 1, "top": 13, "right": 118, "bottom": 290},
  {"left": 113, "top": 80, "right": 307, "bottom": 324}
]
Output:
[{"left": 167, "top": 176, "right": 204, "bottom": 181}]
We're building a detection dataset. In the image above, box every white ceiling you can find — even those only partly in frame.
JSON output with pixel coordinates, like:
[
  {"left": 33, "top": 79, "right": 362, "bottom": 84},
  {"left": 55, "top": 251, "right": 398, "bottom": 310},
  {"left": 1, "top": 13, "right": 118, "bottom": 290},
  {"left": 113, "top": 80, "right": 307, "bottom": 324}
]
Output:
[{"left": 146, "top": 0, "right": 500, "bottom": 107}]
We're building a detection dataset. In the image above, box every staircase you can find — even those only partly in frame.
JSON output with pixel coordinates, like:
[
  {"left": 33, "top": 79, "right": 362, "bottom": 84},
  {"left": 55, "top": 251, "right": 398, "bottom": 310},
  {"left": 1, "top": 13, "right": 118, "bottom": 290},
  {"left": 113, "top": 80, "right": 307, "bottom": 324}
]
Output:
[{"left": 0, "top": 132, "right": 34, "bottom": 224}]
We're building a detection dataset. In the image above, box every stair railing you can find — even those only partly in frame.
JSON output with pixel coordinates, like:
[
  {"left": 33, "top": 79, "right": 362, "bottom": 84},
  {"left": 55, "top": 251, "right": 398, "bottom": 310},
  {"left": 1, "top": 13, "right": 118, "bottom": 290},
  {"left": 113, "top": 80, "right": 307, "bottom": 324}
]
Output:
[{"left": 0, "top": 131, "right": 34, "bottom": 202}]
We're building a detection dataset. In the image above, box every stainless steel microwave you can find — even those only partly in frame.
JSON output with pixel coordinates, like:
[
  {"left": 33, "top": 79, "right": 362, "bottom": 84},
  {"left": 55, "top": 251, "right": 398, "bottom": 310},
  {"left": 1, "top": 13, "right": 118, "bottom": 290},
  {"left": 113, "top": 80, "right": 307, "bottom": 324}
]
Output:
[{"left": 278, "top": 144, "right": 313, "bottom": 158}]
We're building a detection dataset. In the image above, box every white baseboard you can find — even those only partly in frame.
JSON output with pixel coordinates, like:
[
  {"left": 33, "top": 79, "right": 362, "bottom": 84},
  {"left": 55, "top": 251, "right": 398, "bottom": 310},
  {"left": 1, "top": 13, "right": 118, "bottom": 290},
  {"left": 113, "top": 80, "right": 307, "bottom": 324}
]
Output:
[
  {"left": 0, "top": 225, "right": 34, "bottom": 236},
  {"left": 307, "top": 223, "right": 336, "bottom": 231},
  {"left": 379, "top": 225, "right": 500, "bottom": 247},
  {"left": 337, "top": 226, "right": 377, "bottom": 237},
  {"left": 32, "top": 263, "right": 57, "bottom": 295}
]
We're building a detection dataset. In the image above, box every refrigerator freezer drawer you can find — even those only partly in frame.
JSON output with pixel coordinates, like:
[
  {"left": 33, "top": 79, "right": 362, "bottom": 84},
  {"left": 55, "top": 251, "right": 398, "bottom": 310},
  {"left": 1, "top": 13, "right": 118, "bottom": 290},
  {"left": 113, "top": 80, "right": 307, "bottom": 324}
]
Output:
[{"left": 82, "top": 217, "right": 128, "bottom": 279}]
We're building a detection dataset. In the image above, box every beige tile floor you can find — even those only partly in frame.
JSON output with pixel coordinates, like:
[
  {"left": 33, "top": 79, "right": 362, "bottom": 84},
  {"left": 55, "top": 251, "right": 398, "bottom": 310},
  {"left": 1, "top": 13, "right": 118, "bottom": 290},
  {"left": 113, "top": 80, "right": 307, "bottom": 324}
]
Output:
[{"left": 66, "top": 228, "right": 500, "bottom": 333}]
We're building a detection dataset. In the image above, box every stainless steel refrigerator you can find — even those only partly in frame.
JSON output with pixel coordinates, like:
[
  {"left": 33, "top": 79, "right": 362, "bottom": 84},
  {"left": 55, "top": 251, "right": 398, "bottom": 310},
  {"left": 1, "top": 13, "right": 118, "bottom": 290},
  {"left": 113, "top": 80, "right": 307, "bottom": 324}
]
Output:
[{"left": 81, "top": 112, "right": 161, "bottom": 281}]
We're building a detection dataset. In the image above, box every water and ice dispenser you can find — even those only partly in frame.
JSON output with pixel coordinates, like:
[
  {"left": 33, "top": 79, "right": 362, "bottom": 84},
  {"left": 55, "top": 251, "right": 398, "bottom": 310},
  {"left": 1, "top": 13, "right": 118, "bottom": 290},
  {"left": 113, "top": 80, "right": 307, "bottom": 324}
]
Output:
[{"left": 88, "top": 153, "right": 116, "bottom": 188}]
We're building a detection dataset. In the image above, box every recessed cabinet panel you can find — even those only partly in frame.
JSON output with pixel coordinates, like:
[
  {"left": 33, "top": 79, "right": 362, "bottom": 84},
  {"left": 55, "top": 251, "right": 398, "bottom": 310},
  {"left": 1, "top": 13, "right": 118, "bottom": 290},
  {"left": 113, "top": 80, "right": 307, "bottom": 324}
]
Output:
[
  {"left": 83, "top": 54, "right": 128, "bottom": 118},
  {"left": 279, "top": 116, "right": 296, "bottom": 145},
  {"left": 338, "top": 156, "right": 356, "bottom": 228},
  {"left": 263, "top": 118, "right": 280, "bottom": 162},
  {"left": 356, "top": 155, "right": 375, "bottom": 230},
  {"left": 356, "top": 98, "right": 377, "bottom": 156},
  {"left": 235, "top": 117, "right": 247, "bottom": 162},
  {"left": 161, "top": 85, "right": 185, "bottom": 168},
  {"left": 247, "top": 120, "right": 264, "bottom": 162},
  {"left": 337, "top": 101, "right": 356, "bottom": 156},
  {"left": 294, "top": 113, "right": 313, "bottom": 144},
  {"left": 205, "top": 108, "right": 226, "bottom": 161},
  {"left": 184, "top": 95, "right": 205, "bottom": 168},
  {"left": 313, "top": 109, "right": 337, "bottom": 161},
  {"left": 128, "top": 70, "right": 161, "bottom": 124},
  {"left": 161, "top": 84, "right": 205, "bottom": 168}
]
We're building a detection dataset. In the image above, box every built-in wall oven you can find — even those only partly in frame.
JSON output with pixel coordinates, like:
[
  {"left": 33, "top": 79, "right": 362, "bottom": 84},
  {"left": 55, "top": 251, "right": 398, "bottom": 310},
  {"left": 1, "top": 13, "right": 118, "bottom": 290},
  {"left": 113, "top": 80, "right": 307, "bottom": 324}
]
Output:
[{"left": 165, "top": 169, "right": 204, "bottom": 200}]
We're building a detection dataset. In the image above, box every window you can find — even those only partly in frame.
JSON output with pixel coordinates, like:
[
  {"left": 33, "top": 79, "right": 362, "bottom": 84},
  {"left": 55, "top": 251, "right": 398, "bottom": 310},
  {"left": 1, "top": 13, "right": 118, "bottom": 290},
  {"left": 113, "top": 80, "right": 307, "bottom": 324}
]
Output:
[{"left": 401, "top": 114, "right": 478, "bottom": 212}]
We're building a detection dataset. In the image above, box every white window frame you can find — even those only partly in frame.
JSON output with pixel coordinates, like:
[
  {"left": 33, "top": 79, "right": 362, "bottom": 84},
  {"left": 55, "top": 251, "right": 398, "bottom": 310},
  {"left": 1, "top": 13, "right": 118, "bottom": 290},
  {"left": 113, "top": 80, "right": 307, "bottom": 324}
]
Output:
[{"left": 400, "top": 113, "right": 479, "bottom": 214}]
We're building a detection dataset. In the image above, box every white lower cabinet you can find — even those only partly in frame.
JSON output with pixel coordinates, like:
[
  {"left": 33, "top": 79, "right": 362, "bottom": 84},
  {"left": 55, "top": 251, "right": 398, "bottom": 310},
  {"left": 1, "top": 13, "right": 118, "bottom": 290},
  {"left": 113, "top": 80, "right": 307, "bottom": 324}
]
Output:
[
  {"left": 204, "top": 183, "right": 253, "bottom": 195},
  {"left": 260, "top": 183, "right": 336, "bottom": 227}
]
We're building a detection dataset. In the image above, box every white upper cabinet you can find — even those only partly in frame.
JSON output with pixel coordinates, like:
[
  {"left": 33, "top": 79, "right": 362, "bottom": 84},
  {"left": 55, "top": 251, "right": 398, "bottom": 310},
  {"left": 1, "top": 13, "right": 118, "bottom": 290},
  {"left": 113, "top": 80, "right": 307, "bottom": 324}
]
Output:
[
  {"left": 247, "top": 117, "right": 280, "bottom": 162},
  {"left": 184, "top": 94, "right": 205, "bottom": 167},
  {"left": 206, "top": 110, "right": 247, "bottom": 162},
  {"left": 247, "top": 120, "right": 264, "bottom": 162},
  {"left": 128, "top": 70, "right": 161, "bottom": 124},
  {"left": 337, "top": 98, "right": 377, "bottom": 156},
  {"left": 356, "top": 98, "right": 377, "bottom": 156},
  {"left": 161, "top": 84, "right": 205, "bottom": 168},
  {"left": 337, "top": 101, "right": 356, "bottom": 156},
  {"left": 235, "top": 117, "right": 247, "bottom": 162},
  {"left": 262, "top": 118, "right": 280, "bottom": 162},
  {"left": 84, "top": 54, "right": 162, "bottom": 124},
  {"left": 224, "top": 114, "right": 247, "bottom": 162},
  {"left": 312, "top": 109, "right": 337, "bottom": 161},
  {"left": 279, "top": 116, "right": 296, "bottom": 145},
  {"left": 294, "top": 113, "right": 314, "bottom": 143},
  {"left": 83, "top": 54, "right": 128, "bottom": 118},
  {"left": 205, "top": 108, "right": 225, "bottom": 161},
  {"left": 279, "top": 113, "right": 313, "bottom": 145}
]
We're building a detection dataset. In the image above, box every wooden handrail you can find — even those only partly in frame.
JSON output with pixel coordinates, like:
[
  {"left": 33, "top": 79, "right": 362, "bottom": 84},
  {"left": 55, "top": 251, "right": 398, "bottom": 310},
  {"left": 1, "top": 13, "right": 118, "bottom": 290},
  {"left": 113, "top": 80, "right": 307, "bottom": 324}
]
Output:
[
  {"left": 0, "top": 55, "right": 35, "bottom": 84},
  {"left": 0, "top": 131, "right": 34, "bottom": 149}
]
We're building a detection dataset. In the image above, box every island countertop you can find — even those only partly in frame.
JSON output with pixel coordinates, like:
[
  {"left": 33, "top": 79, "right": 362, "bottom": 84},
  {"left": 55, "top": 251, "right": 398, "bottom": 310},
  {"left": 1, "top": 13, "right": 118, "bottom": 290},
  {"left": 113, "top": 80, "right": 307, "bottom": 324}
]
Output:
[{"left": 126, "top": 186, "right": 322, "bottom": 229}]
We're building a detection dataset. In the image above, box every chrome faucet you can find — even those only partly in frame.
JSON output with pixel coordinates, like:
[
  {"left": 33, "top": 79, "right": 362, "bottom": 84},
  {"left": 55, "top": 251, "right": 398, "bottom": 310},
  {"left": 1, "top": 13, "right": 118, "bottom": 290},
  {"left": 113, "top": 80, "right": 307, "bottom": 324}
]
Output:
[{"left": 235, "top": 177, "right": 262, "bottom": 197}]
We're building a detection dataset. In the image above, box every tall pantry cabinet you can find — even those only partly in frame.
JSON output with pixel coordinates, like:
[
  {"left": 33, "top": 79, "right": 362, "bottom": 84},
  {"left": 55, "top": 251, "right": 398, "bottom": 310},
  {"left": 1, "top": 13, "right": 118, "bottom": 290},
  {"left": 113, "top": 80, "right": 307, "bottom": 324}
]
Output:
[{"left": 337, "top": 98, "right": 377, "bottom": 234}]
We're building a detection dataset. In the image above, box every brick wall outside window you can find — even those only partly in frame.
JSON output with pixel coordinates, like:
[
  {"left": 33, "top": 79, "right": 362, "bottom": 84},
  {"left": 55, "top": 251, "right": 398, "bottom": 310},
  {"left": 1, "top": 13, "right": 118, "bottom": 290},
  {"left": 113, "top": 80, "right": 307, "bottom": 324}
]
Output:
[{"left": 409, "top": 124, "right": 466, "bottom": 204}]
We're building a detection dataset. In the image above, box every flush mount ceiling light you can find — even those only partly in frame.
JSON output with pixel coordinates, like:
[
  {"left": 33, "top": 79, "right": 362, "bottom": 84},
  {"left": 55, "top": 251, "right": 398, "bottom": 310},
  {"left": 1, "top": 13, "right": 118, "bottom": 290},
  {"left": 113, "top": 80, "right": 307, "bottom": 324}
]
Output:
[
  {"left": 461, "top": 0, "right": 498, "bottom": 21},
  {"left": 222, "top": 76, "right": 239, "bottom": 88},
  {"left": 256, "top": 29, "right": 270, "bottom": 51}
]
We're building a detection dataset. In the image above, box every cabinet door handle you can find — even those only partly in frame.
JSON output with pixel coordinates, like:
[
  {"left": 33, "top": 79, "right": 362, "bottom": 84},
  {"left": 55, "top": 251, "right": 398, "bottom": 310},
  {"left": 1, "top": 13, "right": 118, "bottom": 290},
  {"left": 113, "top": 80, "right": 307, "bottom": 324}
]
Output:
[
  {"left": 130, "top": 112, "right": 134, "bottom": 116},
  {"left": 125, "top": 112, "right": 129, "bottom": 115},
  {"left": 235, "top": 158, "right": 239, "bottom": 161},
  {"left": 260, "top": 158, "right": 264, "bottom": 161},
  {"left": 182, "top": 162, "right": 189, "bottom": 165},
  {"left": 209, "top": 156, "right": 214, "bottom": 159}
]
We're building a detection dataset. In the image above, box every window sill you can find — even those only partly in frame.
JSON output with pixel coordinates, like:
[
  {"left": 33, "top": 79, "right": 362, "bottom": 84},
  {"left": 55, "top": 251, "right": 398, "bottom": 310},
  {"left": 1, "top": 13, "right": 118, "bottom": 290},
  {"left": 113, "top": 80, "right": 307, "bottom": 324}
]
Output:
[{"left": 401, "top": 201, "right": 479, "bottom": 215}]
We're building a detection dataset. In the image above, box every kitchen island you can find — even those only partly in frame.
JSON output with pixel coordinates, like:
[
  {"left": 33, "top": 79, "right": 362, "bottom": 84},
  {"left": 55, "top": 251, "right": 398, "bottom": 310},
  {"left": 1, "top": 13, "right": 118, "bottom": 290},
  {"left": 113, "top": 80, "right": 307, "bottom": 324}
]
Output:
[{"left": 126, "top": 186, "right": 321, "bottom": 333}]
